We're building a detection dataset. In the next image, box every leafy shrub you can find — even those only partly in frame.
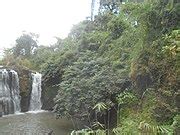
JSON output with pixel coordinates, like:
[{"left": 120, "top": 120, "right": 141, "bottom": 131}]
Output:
[{"left": 172, "top": 115, "right": 180, "bottom": 134}]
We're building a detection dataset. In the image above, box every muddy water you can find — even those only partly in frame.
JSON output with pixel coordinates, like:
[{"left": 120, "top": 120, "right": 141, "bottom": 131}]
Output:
[{"left": 0, "top": 111, "right": 74, "bottom": 135}]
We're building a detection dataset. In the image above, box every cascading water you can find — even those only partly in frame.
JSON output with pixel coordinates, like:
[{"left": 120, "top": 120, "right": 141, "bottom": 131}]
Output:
[
  {"left": 29, "top": 72, "right": 42, "bottom": 111},
  {"left": 10, "top": 70, "right": 21, "bottom": 112},
  {"left": 0, "top": 69, "right": 21, "bottom": 115}
]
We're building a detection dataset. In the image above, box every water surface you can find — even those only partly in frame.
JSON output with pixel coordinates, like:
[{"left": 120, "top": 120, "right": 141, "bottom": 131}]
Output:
[{"left": 0, "top": 111, "right": 74, "bottom": 135}]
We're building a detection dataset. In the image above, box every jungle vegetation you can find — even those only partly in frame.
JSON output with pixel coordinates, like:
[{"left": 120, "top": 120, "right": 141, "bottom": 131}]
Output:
[{"left": 1, "top": 0, "right": 179, "bottom": 134}]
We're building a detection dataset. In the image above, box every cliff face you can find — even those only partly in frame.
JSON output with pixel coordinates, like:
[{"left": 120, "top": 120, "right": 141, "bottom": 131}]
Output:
[
  {"left": 16, "top": 68, "right": 32, "bottom": 112},
  {"left": 41, "top": 84, "right": 58, "bottom": 111},
  {"left": 41, "top": 71, "right": 60, "bottom": 111}
]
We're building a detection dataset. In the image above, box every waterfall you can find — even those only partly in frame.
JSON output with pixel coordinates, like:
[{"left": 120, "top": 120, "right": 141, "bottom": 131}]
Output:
[
  {"left": 29, "top": 72, "right": 42, "bottom": 111},
  {"left": 10, "top": 70, "right": 21, "bottom": 112},
  {"left": 0, "top": 69, "right": 21, "bottom": 115}
]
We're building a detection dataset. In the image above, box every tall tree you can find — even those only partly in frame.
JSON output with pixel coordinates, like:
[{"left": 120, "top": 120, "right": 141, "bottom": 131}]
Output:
[
  {"left": 13, "top": 33, "right": 38, "bottom": 57},
  {"left": 100, "top": 0, "right": 122, "bottom": 13}
]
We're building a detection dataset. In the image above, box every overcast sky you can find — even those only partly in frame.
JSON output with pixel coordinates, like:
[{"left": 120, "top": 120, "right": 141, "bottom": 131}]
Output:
[{"left": 0, "top": 0, "right": 92, "bottom": 54}]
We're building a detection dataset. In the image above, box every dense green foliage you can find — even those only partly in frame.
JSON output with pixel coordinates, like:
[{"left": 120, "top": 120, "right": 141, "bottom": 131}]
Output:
[
  {"left": 1, "top": 0, "right": 179, "bottom": 134},
  {"left": 13, "top": 33, "right": 38, "bottom": 57}
]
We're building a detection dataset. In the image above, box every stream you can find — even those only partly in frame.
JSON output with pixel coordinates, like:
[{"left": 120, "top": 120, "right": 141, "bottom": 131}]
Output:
[{"left": 0, "top": 111, "right": 74, "bottom": 135}]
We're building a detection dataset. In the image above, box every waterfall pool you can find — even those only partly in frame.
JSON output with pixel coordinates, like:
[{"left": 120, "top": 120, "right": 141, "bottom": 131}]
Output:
[{"left": 0, "top": 111, "right": 74, "bottom": 135}]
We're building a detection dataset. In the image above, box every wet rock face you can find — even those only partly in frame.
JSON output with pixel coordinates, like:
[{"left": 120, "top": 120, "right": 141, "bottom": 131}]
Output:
[
  {"left": 41, "top": 72, "right": 61, "bottom": 110},
  {"left": 17, "top": 69, "right": 32, "bottom": 112},
  {"left": 41, "top": 85, "right": 58, "bottom": 110}
]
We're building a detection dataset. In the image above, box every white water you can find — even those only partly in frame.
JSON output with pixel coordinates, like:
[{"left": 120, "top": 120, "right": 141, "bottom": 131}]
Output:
[
  {"left": 0, "top": 69, "right": 21, "bottom": 115},
  {"left": 10, "top": 70, "right": 21, "bottom": 113},
  {"left": 29, "top": 72, "right": 42, "bottom": 111}
]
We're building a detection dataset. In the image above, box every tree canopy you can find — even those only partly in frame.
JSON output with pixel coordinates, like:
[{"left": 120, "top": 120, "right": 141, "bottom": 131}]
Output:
[
  {"left": 1, "top": 0, "right": 180, "bottom": 134},
  {"left": 13, "top": 33, "right": 38, "bottom": 57}
]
